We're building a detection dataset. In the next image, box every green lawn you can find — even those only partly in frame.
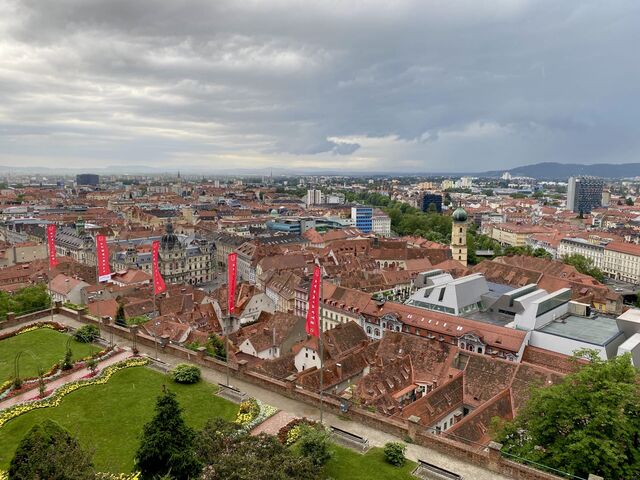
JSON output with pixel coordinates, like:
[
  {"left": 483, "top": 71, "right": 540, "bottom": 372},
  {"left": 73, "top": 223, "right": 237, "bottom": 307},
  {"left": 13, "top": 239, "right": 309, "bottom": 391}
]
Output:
[
  {"left": 0, "top": 366, "right": 238, "bottom": 472},
  {"left": 0, "top": 328, "right": 97, "bottom": 383},
  {"left": 323, "top": 445, "right": 417, "bottom": 480}
]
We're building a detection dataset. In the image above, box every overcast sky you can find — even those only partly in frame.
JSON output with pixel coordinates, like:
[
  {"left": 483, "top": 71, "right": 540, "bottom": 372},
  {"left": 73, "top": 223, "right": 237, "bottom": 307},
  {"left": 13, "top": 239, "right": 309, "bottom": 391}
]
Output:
[{"left": 1, "top": 0, "right": 639, "bottom": 173}]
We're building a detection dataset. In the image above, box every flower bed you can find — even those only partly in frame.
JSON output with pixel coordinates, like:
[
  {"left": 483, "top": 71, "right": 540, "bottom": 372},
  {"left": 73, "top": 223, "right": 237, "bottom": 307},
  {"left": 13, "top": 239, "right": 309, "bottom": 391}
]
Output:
[
  {"left": 234, "top": 397, "right": 278, "bottom": 432},
  {"left": 0, "top": 321, "right": 66, "bottom": 342},
  {"left": 0, "top": 357, "right": 148, "bottom": 428},
  {"left": 1, "top": 471, "right": 141, "bottom": 479},
  {"left": 277, "top": 417, "right": 318, "bottom": 445},
  {"left": 95, "top": 473, "right": 141, "bottom": 479},
  {"left": 0, "top": 346, "right": 119, "bottom": 401}
]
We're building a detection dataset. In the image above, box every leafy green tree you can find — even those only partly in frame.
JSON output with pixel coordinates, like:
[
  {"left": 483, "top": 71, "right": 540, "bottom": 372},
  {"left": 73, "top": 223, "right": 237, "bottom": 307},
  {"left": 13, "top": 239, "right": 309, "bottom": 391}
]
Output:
[
  {"left": 135, "top": 389, "right": 201, "bottom": 480},
  {"left": 208, "top": 334, "right": 227, "bottom": 360},
  {"left": 9, "top": 420, "right": 95, "bottom": 480},
  {"left": 495, "top": 351, "right": 640, "bottom": 480},
  {"left": 74, "top": 324, "right": 100, "bottom": 343},
  {"left": 62, "top": 348, "right": 74, "bottom": 370},
  {"left": 562, "top": 253, "right": 605, "bottom": 282},
  {"left": 115, "top": 303, "right": 126, "bottom": 327},
  {"left": 0, "top": 284, "right": 51, "bottom": 318},
  {"left": 626, "top": 197, "right": 634, "bottom": 206},
  {"left": 197, "top": 419, "right": 317, "bottom": 480},
  {"left": 297, "top": 425, "right": 332, "bottom": 467}
]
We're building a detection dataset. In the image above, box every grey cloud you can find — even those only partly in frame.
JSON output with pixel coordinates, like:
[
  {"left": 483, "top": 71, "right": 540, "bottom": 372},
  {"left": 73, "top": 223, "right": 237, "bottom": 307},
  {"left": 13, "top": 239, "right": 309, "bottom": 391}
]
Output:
[{"left": 0, "top": 0, "right": 639, "bottom": 171}]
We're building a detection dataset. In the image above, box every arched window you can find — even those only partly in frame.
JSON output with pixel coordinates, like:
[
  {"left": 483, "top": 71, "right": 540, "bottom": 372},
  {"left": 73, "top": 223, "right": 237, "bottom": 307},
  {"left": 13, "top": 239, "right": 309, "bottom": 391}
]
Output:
[
  {"left": 467, "top": 344, "right": 475, "bottom": 352},
  {"left": 459, "top": 342, "right": 465, "bottom": 349},
  {"left": 477, "top": 347, "right": 483, "bottom": 354},
  {"left": 374, "top": 328, "right": 380, "bottom": 337},
  {"left": 366, "top": 326, "right": 372, "bottom": 335}
]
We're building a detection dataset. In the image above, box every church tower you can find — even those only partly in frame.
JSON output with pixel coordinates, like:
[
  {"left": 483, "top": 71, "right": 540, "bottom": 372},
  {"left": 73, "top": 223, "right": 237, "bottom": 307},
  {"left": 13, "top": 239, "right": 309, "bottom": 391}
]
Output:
[{"left": 451, "top": 206, "right": 468, "bottom": 266}]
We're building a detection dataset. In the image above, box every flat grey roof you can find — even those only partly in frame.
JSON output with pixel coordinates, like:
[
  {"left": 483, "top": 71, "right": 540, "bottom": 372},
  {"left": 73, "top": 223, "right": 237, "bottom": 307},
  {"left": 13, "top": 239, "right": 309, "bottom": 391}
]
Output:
[
  {"left": 538, "top": 315, "right": 621, "bottom": 346},
  {"left": 465, "top": 310, "right": 514, "bottom": 327},
  {"left": 486, "top": 282, "right": 515, "bottom": 295}
]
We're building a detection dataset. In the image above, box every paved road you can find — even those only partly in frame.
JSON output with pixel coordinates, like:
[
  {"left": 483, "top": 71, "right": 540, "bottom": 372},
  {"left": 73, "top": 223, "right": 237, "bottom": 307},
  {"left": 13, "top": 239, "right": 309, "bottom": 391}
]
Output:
[{"left": 45, "top": 314, "right": 513, "bottom": 480}]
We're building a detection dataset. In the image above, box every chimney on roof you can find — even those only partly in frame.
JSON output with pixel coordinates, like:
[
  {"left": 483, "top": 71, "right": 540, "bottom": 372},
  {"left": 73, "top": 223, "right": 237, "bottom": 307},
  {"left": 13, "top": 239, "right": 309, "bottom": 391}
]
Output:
[{"left": 336, "top": 363, "right": 343, "bottom": 378}]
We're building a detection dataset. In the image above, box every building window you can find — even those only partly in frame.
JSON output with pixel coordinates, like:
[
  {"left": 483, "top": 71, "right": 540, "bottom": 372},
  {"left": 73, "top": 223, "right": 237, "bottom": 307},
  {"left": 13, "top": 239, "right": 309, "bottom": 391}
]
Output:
[
  {"left": 366, "top": 326, "right": 372, "bottom": 335},
  {"left": 374, "top": 328, "right": 380, "bottom": 337}
]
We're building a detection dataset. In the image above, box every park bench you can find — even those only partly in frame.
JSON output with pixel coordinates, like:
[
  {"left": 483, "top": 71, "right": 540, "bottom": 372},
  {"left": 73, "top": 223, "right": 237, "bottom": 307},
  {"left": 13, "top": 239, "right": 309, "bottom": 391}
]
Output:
[
  {"left": 217, "top": 382, "right": 246, "bottom": 403},
  {"left": 329, "top": 425, "right": 370, "bottom": 452},
  {"left": 412, "top": 459, "right": 463, "bottom": 480}
]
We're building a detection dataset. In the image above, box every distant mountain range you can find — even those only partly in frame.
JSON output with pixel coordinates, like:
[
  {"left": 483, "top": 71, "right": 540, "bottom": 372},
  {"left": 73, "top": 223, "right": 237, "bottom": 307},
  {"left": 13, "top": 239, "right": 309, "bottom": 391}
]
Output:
[
  {"left": 484, "top": 162, "right": 640, "bottom": 180},
  {"left": 2, "top": 161, "right": 640, "bottom": 179}
]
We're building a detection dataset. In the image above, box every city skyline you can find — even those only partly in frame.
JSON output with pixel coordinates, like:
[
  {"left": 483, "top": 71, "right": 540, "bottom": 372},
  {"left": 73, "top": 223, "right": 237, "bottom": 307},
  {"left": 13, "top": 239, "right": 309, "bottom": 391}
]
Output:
[{"left": 1, "top": 0, "right": 639, "bottom": 172}]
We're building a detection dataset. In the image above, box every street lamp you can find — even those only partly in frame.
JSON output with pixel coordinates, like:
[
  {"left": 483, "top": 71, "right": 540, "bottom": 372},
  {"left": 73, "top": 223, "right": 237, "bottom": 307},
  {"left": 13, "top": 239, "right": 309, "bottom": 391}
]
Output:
[
  {"left": 101, "top": 316, "right": 114, "bottom": 348},
  {"left": 129, "top": 325, "right": 139, "bottom": 355},
  {"left": 153, "top": 321, "right": 160, "bottom": 360}
]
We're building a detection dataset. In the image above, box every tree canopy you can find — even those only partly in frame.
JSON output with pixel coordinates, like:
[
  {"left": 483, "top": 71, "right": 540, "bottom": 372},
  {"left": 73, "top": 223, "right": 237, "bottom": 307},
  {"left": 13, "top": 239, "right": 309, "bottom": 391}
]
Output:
[
  {"left": 344, "top": 191, "right": 452, "bottom": 242},
  {"left": 197, "top": 418, "right": 318, "bottom": 480},
  {"left": 494, "top": 351, "right": 640, "bottom": 480},
  {"left": 0, "top": 284, "right": 50, "bottom": 318},
  {"left": 135, "top": 389, "right": 201, "bottom": 480},
  {"left": 9, "top": 420, "right": 95, "bottom": 480},
  {"left": 562, "top": 253, "right": 605, "bottom": 282}
]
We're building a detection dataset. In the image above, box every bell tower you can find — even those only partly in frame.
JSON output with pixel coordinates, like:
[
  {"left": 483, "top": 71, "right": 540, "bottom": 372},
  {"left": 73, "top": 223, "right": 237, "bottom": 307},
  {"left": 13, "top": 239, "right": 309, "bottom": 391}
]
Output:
[{"left": 451, "top": 206, "right": 468, "bottom": 266}]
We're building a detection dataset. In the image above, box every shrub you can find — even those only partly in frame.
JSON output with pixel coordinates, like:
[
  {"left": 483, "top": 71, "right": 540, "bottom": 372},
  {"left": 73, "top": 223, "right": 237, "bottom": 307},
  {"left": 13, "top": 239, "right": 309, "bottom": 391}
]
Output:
[
  {"left": 74, "top": 325, "right": 100, "bottom": 343},
  {"left": 62, "top": 348, "right": 74, "bottom": 370},
  {"left": 87, "top": 358, "right": 98, "bottom": 375},
  {"left": 383, "top": 442, "right": 406, "bottom": 466},
  {"left": 277, "top": 417, "right": 318, "bottom": 445},
  {"left": 170, "top": 364, "right": 201, "bottom": 384},
  {"left": 298, "top": 425, "right": 332, "bottom": 467}
]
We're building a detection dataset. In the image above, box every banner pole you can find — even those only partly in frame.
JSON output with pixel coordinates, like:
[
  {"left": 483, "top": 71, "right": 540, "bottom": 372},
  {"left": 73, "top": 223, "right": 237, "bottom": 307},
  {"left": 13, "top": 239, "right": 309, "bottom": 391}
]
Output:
[
  {"left": 226, "top": 260, "right": 230, "bottom": 387},
  {"left": 319, "top": 274, "right": 324, "bottom": 424},
  {"left": 95, "top": 238, "right": 101, "bottom": 328},
  {"left": 48, "top": 226, "right": 53, "bottom": 321}
]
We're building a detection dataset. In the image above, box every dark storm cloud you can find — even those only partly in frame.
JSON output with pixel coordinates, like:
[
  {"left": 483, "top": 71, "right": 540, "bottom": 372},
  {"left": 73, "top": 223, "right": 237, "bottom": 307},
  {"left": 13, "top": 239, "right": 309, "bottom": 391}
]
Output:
[{"left": 0, "top": 0, "right": 639, "bottom": 171}]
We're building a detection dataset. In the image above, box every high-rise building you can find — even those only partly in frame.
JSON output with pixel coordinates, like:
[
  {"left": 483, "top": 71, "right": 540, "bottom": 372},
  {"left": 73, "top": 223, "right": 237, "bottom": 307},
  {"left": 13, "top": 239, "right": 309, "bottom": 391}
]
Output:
[
  {"left": 306, "top": 189, "right": 324, "bottom": 207},
  {"left": 451, "top": 207, "right": 468, "bottom": 266},
  {"left": 567, "top": 177, "right": 604, "bottom": 214},
  {"left": 76, "top": 173, "right": 99, "bottom": 186},
  {"left": 351, "top": 206, "right": 373, "bottom": 233},
  {"left": 421, "top": 193, "right": 443, "bottom": 213}
]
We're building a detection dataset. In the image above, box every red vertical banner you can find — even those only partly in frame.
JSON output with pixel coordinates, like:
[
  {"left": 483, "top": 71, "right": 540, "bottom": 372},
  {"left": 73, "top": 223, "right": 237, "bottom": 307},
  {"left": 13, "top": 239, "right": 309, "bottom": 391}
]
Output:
[
  {"left": 227, "top": 252, "right": 237, "bottom": 315},
  {"left": 151, "top": 240, "right": 167, "bottom": 295},
  {"left": 306, "top": 265, "right": 321, "bottom": 337},
  {"left": 152, "top": 240, "right": 166, "bottom": 294},
  {"left": 95, "top": 235, "right": 112, "bottom": 282},
  {"left": 46, "top": 224, "right": 58, "bottom": 270}
]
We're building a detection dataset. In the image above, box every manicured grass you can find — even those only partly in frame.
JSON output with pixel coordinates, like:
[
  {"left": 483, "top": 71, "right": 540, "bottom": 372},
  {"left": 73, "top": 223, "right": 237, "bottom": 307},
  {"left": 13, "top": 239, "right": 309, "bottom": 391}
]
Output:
[
  {"left": 323, "top": 445, "right": 417, "bottom": 480},
  {"left": 0, "top": 366, "right": 238, "bottom": 472},
  {"left": 0, "top": 328, "right": 97, "bottom": 383}
]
